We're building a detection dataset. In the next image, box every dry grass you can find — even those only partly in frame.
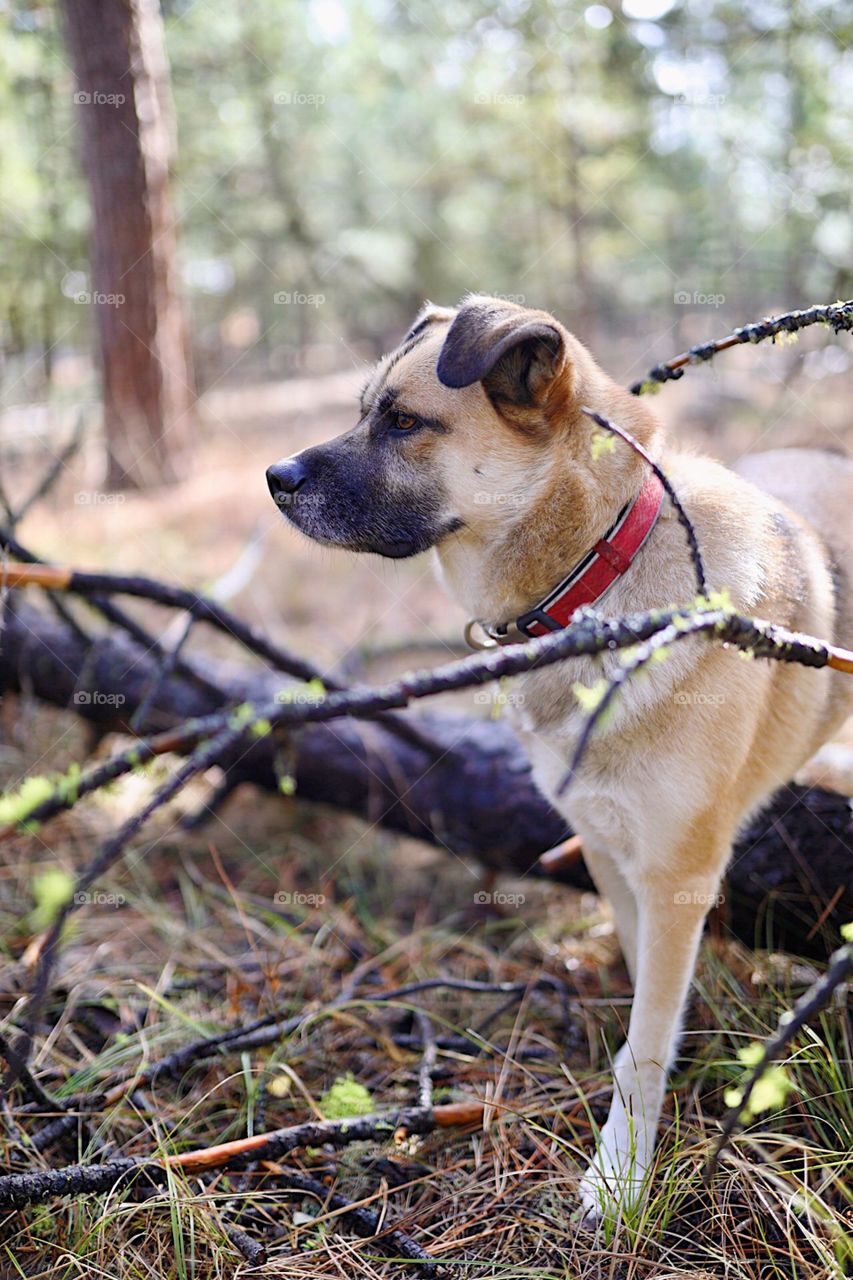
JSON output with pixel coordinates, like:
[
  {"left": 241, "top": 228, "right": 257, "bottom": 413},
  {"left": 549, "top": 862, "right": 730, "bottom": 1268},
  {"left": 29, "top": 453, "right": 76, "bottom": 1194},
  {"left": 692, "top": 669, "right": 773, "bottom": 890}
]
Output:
[
  {"left": 1, "top": 783, "right": 850, "bottom": 1277},
  {"left": 1, "top": 348, "right": 852, "bottom": 1277}
]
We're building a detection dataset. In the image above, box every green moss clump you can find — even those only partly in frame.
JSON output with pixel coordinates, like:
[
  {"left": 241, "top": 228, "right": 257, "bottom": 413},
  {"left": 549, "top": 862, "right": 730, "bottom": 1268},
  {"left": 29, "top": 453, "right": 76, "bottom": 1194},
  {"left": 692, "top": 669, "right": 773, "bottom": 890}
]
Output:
[{"left": 320, "top": 1073, "right": 373, "bottom": 1120}]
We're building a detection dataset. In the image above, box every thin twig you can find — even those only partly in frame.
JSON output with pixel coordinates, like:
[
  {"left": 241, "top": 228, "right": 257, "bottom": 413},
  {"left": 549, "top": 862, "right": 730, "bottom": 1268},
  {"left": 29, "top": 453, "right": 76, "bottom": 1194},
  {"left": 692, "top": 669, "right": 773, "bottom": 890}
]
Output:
[
  {"left": 14, "top": 413, "right": 88, "bottom": 524},
  {"left": 0, "top": 534, "right": 443, "bottom": 759},
  {"left": 0, "top": 1102, "right": 482, "bottom": 1208},
  {"left": 0, "top": 713, "right": 226, "bottom": 842},
  {"left": 43, "top": 977, "right": 561, "bottom": 1116},
  {"left": 555, "top": 612, "right": 700, "bottom": 797},
  {"left": 630, "top": 298, "right": 853, "bottom": 395},
  {"left": 7, "top": 718, "right": 251, "bottom": 1085},
  {"left": 130, "top": 613, "right": 196, "bottom": 733},
  {"left": 0, "top": 529, "right": 222, "bottom": 701},
  {"left": 258, "top": 1166, "right": 441, "bottom": 1275},
  {"left": 707, "top": 936, "right": 853, "bottom": 1175},
  {"left": 581, "top": 405, "right": 707, "bottom": 594},
  {"left": 2, "top": 599, "right": 850, "bottom": 852},
  {"left": 0, "top": 1029, "right": 60, "bottom": 1110}
]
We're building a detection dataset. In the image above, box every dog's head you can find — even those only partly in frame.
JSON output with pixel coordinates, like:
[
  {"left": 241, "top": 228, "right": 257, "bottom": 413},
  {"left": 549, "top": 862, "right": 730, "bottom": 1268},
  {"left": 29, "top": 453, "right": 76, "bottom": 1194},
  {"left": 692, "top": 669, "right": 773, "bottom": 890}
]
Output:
[{"left": 267, "top": 296, "right": 656, "bottom": 568}]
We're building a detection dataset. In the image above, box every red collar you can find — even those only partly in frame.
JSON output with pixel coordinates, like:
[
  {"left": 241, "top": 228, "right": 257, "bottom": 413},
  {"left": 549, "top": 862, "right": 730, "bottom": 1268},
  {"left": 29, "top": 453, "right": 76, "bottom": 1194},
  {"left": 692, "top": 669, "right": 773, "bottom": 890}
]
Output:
[{"left": 467, "top": 472, "right": 665, "bottom": 647}]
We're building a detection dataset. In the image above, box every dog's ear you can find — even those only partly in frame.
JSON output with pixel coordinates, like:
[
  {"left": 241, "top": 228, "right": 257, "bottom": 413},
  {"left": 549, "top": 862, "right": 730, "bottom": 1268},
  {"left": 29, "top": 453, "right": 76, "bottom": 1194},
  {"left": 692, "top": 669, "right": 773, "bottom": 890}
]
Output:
[{"left": 436, "top": 297, "right": 565, "bottom": 406}]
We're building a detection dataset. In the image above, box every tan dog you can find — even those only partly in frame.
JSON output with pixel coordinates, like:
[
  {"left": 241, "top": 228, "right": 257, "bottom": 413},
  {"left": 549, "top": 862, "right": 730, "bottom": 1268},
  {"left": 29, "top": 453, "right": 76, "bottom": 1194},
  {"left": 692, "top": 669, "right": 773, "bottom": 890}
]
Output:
[{"left": 267, "top": 296, "right": 852, "bottom": 1219}]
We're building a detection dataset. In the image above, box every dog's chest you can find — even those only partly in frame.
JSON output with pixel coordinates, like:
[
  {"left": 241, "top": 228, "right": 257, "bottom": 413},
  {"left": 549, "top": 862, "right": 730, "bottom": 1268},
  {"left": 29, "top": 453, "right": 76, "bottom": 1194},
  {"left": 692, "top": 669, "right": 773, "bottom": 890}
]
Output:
[{"left": 503, "top": 643, "right": 703, "bottom": 864}]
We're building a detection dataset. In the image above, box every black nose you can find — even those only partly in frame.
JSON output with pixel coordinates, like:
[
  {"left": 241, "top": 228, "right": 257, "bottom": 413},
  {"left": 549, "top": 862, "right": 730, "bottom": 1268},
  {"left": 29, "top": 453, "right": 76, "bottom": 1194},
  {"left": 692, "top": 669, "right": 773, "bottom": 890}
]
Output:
[{"left": 267, "top": 458, "right": 307, "bottom": 506}]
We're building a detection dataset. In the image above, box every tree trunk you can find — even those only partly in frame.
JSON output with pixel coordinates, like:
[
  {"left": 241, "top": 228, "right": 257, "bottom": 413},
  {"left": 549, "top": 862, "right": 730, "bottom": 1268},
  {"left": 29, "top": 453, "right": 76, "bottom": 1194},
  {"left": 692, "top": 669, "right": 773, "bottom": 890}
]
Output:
[
  {"left": 1, "top": 601, "right": 850, "bottom": 957},
  {"left": 61, "top": 0, "right": 194, "bottom": 489}
]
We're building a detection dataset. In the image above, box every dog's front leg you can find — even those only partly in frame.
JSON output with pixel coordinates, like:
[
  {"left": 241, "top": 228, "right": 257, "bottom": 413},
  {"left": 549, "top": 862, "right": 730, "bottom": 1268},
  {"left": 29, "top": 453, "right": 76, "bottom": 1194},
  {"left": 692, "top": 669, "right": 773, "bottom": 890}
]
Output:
[
  {"left": 582, "top": 844, "right": 639, "bottom": 981},
  {"left": 578, "top": 860, "right": 723, "bottom": 1223}
]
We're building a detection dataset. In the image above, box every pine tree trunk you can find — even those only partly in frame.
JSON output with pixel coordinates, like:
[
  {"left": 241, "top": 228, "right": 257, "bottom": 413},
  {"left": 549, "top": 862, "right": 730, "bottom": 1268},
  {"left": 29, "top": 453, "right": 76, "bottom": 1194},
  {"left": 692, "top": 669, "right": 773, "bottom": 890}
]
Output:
[{"left": 61, "top": 0, "right": 194, "bottom": 489}]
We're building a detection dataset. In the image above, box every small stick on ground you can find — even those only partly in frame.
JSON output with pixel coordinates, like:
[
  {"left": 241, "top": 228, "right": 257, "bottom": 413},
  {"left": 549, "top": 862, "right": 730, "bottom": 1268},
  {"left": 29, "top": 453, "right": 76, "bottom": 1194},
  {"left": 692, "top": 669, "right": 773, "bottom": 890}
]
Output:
[
  {"left": 222, "top": 1221, "right": 267, "bottom": 1266},
  {"left": 258, "top": 1164, "right": 441, "bottom": 1276},
  {"left": 0, "top": 1102, "right": 485, "bottom": 1208}
]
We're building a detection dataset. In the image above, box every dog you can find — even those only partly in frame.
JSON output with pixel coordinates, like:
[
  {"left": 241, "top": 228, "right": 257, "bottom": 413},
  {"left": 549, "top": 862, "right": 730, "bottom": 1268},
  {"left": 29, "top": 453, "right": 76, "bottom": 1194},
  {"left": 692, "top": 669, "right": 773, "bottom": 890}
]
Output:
[{"left": 267, "top": 295, "right": 852, "bottom": 1220}]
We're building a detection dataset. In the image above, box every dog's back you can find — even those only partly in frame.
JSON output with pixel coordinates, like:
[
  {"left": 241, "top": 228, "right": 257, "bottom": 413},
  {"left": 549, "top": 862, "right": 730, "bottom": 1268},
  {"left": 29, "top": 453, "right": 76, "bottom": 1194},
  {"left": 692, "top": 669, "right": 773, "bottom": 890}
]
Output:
[{"left": 735, "top": 447, "right": 853, "bottom": 740}]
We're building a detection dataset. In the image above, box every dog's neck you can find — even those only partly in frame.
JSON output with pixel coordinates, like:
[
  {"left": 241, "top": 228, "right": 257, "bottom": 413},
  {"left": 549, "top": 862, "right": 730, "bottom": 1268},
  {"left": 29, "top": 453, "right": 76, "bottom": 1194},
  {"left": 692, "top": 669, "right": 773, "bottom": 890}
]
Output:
[{"left": 436, "top": 392, "right": 663, "bottom": 630}]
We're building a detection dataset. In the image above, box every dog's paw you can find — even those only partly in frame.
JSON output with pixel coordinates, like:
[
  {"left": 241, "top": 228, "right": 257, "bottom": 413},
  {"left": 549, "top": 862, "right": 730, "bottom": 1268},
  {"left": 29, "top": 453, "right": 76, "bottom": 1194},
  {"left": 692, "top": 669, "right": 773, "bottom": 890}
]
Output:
[
  {"left": 577, "top": 1168, "right": 609, "bottom": 1229},
  {"left": 577, "top": 1166, "right": 647, "bottom": 1228},
  {"left": 577, "top": 1136, "right": 651, "bottom": 1227}
]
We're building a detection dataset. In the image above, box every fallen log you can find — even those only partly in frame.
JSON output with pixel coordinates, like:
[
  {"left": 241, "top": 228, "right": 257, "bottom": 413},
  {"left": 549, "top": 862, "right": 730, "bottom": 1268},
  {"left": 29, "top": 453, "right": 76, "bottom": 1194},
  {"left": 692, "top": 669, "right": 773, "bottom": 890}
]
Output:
[{"left": 1, "top": 601, "right": 849, "bottom": 954}]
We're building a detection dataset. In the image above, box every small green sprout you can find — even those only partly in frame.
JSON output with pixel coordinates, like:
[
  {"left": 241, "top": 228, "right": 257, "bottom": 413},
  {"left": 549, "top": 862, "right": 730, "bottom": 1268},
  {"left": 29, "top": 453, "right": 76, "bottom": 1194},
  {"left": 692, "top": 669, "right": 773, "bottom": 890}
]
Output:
[
  {"left": 31, "top": 867, "right": 75, "bottom": 929},
  {"left": 572, "top": 678, "right": 609, "bottom": 713},
  {"left": 590, "top": 427, "right": 617, "bottom": 461},
  {"left": 320, "top": 1073, "right": 373, "bottom": 1120},
  {"left": 724, "top": 1042, "right": 794, "bottom": 1118},
  {"left": 228, "top": 702, "right": 256, "bottom": 729},
  {"left": 0, "top": 776, "right": 55, "bottom": 829}
]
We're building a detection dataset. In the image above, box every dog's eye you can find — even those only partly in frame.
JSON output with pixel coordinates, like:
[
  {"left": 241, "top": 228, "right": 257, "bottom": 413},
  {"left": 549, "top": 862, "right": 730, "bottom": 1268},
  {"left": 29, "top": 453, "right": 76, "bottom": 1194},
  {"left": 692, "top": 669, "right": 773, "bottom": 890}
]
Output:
[{"left": 393, "top": 413, "right": 418, "bottom": 432}]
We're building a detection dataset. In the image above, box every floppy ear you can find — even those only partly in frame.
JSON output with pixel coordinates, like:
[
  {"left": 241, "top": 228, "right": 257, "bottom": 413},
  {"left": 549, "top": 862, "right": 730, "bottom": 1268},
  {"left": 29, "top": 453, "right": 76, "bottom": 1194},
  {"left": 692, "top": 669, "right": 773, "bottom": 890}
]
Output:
[{"left": 436, "top": 298, "right": 565, "bottom": 406}]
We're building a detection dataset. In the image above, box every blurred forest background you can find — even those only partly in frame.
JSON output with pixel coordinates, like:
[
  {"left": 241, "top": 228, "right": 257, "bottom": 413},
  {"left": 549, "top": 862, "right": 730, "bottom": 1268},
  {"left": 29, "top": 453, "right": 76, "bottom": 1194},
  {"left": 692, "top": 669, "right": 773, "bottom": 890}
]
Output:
[{"left": 2, "top": 0, "right": 852, "bottom": 483}]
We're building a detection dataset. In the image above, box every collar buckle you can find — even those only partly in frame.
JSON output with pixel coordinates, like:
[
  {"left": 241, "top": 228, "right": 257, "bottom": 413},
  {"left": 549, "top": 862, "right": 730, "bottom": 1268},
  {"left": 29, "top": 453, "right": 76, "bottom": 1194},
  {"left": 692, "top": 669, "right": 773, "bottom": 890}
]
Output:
[
  {"left": 464, "top": 618, "right": 500, "bottom": 650},
  {"left": 514, "top": 606, "right": 564, "bottom": 638}
]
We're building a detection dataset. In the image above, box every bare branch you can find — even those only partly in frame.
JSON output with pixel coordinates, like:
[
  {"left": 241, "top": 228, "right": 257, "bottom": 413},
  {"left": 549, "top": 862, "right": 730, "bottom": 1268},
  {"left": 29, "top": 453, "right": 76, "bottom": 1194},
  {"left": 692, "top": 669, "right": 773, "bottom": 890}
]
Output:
[{"left": 630, "top": 298, "right": 853, "bottom": 395}]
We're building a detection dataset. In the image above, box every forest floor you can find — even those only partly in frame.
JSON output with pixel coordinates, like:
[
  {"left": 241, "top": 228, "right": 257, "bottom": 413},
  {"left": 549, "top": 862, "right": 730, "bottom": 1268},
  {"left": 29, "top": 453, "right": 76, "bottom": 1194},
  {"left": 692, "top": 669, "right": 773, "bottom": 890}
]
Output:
[{"left": 1, "top": 340, "right": 851, "bottom": 1278}]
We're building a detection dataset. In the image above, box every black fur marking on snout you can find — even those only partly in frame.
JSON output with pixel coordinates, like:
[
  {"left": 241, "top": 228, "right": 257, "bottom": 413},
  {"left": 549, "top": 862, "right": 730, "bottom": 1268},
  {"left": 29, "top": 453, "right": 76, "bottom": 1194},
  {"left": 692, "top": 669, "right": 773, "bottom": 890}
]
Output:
[{"left": 269, "top": 434, "right": 460, "bottom": 560}]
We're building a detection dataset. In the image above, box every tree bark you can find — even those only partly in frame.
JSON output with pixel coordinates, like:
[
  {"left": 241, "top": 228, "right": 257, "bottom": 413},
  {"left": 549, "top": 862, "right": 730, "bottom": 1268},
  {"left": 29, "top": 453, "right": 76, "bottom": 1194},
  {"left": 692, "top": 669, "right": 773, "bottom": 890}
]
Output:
[
  {"left": 1, "top": 601, "right": 849, "bottom": 956},
  {"left": 61, "top": 0, "right": 194, "bottom": 489}
]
